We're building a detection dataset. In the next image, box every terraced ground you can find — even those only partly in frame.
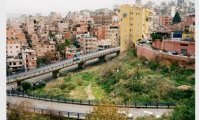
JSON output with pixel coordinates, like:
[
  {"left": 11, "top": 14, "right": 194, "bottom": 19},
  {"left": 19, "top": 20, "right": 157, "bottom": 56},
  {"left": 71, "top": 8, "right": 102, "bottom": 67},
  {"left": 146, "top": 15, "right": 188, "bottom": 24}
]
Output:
[{"left": 29, "top": 48, "right": 195, "bottom": 104}]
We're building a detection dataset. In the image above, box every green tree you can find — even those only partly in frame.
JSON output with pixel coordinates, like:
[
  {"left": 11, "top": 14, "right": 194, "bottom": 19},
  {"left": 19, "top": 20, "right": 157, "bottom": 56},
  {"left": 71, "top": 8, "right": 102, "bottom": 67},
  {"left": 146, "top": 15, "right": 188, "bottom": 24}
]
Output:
[
  {"left": 150, "top": 33, "right": 162, "bottom": 41},
  {"left": 170, "top": 91, "right": 195, "bottom": 120},
  {"left": 172, "top": 12, "right": 181, "bottom": 24},
  {"left": 56, "top": 43, "right": 66, "bottom": 58},
  {"left": 65, "top": 39, "right": 71, "bottom": 46},
  {"left": 22, "top": 82, "right": 32, "bottom": 91},
  {"left": 73, "top": 39, "right": 80, "bottom": 48},
  {"left": 36, "top": 58, "right": 46, "bottom": 67}
]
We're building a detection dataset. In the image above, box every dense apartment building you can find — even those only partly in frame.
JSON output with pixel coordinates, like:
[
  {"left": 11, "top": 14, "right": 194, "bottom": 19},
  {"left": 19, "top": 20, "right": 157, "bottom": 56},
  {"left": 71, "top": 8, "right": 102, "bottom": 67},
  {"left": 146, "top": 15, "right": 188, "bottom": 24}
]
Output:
[
  {"left": 119, "top": 4, "right": 153, "bottom": 52},
  {"left": 105, "top": 25, "right": 119, "bottom": 47},
  {"left": 79, "top": 36, "right": 97, "bottom": 54},
  {"left": 91, "top": 9, "right": 114, "bottom": 25},
  {"left": 7, "top": 26, "right": 26, "bottom": 43},
  {"left": 65, "top": 45, "right": 77, "bottom": 59},
  {"left": 22, "top": 48, "right": 37, "bottom": 71},
  {"left": 6, "top": 40, "right": 21, "bottom": 57},
  {"left": 7, "top": 57, "right": 24, "bottom": 74},
  {"left": 34, "top": 42, "right": 56, "bottom": 57},
  {"left": 93, "top": 25, "right": 105, "bottom": 40}
]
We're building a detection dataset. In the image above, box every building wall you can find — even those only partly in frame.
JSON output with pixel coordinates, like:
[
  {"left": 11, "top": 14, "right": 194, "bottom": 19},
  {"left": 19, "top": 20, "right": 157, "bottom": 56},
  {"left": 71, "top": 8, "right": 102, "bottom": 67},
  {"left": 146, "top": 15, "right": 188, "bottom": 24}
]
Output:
[
  {"left": 6, "top": 40, "right": 21, "bottom": 57},
  {"left": 105, "top": 25, "right": 119, "bottom": 47},
  {"left": 80, "top": 37, "right": 97, "bottom": 53},
  {"left": 119, "top": 4, "right": 153, "bottom": 52},
  {"left": 22, "top": 49, "right": 37, "bottom": 71},
  {"left": 34, "top": 43, "right": 56, "bottom": 57},
  {"left": 136, "top": 43, "right": 195, "bottom": 69},
  {"left": 94, "top": 26, "right": 105, "bottom": 40},
  {"left": 152, "top": 40, "right": 195, "bottom": 56}
]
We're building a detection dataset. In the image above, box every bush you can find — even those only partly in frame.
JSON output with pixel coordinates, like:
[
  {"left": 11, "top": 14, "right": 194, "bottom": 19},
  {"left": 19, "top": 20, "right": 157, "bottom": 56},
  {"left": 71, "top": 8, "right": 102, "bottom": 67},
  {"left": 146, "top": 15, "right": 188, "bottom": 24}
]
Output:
[
  {"left": 21, "top": 82, "right": 32, "bottom": 91},
  {"left": 160, "top": 65, "right": 169, "bottom": 74},
  {"left": 149, "top": 61, "right": 159, "bottom": 70},
  {"left": 128, "top": 48, "right": 137, "bottom": 57},
  {"left": 168, "top": 89, "right": 194, "bottom": 101},
  {"left": 170, "top": 63, "right": 179, "bottom": 72},
  {"left": 170, "top": 92, "right": 195, "bottom": 120}
]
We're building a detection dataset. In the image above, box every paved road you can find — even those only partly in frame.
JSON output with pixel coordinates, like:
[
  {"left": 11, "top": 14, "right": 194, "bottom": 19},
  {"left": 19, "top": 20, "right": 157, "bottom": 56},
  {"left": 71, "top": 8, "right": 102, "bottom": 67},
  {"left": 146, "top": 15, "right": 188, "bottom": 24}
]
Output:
[{"left": 7, "top": 96, "right": 172, "bottom": 119}]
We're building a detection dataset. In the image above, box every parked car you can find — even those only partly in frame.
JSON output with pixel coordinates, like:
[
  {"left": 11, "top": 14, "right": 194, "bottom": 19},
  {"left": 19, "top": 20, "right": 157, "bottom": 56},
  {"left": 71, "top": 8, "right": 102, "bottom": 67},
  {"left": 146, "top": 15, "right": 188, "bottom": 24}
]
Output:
[{"left": 171, "top": 51, "right": 178, "bottom": 55}]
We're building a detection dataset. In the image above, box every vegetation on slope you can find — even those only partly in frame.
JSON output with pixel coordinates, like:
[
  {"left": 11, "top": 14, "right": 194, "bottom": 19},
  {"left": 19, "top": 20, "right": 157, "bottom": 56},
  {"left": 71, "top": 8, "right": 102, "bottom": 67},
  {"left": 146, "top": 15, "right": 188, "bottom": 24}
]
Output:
[
  {"left": 29, "top": 48, "right": 194, "bottom": 102},
  {"left": 26, "top": 48, "right": 194, "bottom": 119}
]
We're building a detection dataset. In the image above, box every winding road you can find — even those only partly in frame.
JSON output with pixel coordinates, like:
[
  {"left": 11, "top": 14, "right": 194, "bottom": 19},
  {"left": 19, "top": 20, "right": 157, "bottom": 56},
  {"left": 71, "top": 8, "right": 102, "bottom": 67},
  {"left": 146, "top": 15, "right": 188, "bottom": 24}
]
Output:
[{"left": 7, "top": 96, "right": 173, "bottom": 119}]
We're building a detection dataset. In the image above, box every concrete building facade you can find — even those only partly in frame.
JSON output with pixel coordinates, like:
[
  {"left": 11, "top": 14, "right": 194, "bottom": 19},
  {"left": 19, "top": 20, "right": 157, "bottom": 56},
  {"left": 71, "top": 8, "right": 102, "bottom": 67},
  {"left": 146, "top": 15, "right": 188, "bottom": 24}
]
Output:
[{"left": 119, "top": 4, "right": 153, "bottom": 52}]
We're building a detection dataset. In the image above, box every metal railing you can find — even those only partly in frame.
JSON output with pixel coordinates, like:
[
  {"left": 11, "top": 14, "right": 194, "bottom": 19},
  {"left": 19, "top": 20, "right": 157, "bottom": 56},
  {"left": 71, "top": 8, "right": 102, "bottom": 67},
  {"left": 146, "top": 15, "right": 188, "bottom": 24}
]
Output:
[
  {"left": 7, "top": 90, "right": 176, "bottom": 109},
  {"left": 7, "top": 102, "right": 87, "bottom": 119}
]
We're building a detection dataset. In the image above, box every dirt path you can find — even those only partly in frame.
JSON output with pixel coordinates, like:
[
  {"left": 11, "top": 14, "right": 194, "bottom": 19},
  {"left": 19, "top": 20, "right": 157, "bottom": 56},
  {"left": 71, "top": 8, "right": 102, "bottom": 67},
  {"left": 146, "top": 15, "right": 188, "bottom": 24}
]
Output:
[{"left": 85, "top": 84, "right": 95, "bottom": 100}]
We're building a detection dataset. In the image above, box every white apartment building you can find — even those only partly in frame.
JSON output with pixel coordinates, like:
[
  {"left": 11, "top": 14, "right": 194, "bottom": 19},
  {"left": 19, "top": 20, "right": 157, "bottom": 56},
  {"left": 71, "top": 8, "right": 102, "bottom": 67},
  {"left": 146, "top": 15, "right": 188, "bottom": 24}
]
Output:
[{"left": 6, "top": 40, "right": 21, "bottom": 57}]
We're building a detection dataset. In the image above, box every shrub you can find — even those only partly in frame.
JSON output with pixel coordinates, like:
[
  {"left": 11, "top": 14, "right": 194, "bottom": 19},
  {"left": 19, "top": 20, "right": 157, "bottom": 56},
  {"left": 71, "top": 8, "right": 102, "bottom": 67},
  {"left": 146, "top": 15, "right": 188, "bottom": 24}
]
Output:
[
  {"left": 170, "top": 92, "right": 194, "bottom": 120},
  {"left": 160, "top": 65, "right": 169, "bottom": 74},
  {"left": 22, "top": 82, "right": 32, "bottom": 91},
  {"left": 149, "top": 61, "right": 159, "bottom": 70},
  {"left": 128, "top": 48, "right": 137, "bottom": 57},
  {"left": 170, "top": 63, "right": 179, "bottom": 72},
  {"left": 60, "top": 84, "right": 67, "bottom": 90}
]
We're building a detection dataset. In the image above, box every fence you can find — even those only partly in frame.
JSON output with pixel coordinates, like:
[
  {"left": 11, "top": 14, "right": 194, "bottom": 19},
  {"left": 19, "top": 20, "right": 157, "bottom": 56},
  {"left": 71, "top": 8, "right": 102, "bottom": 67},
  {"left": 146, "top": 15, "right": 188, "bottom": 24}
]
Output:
[
  {"left": 7, "top": 90, "right": 176, "bottom": 109},
  {"left": 7, "top": 102, "right": 87, "bottom": 119}
]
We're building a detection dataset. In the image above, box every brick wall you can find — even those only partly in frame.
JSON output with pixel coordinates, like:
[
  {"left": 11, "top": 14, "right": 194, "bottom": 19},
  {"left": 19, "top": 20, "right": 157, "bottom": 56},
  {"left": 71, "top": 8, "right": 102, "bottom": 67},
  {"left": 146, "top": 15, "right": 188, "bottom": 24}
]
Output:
[
  {"left": 136, "top": 44, "right": 195, "bottom": 69},
  {"left": 152, "top": 40, "right": 195, "bottom": 56}
]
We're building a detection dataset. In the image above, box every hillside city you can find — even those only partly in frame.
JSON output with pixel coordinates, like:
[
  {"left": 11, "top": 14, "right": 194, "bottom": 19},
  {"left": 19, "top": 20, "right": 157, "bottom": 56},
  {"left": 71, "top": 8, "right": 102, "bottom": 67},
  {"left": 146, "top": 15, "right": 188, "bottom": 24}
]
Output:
[{"left": 6, "top": 0, "right": 195, "bottom": 120}]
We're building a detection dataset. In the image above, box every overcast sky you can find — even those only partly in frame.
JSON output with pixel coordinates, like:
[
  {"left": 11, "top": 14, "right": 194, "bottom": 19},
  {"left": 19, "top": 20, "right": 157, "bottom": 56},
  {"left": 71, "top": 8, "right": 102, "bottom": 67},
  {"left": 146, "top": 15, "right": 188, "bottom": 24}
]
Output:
[{"left": 7, "top": 0, "right": 194, "bottom": 16}]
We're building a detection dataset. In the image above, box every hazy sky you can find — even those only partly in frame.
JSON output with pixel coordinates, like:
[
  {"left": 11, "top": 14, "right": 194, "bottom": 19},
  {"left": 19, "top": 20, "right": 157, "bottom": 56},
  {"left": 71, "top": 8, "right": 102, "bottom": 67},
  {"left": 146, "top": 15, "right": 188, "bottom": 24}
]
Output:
[{"left": 7, "top": 0, "right": 194, "bottom": 15}]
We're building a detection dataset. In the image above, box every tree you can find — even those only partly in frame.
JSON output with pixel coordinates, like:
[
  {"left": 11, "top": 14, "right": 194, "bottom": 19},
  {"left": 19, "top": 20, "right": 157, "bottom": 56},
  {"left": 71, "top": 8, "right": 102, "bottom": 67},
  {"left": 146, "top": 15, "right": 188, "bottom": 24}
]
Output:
[
  {"left": 170, "top": 91, "right": 195, "bottom": 120},
  {"left": 56, "top": 43, "right": 66, "bottom": 58},
  {"left": 172, "top": 12, "right": 181, "bottom": 24},
  {"left": 86, "top": 101, "right": 128, "bottom": 120},
  {"left": 7, "top": 101, "right": 34, "bottom": 120},
  {"left": 150, "top": 33, "right": 162, "bottom": 41},
  {"left": 73, "top": 39, "right": 80, "bottom": 48},
  {"left": 22, "top": 82, "right": 32, "bottom": 91},
  {"left": 65, "top": 39, "right": 71, "bottom": 46},
  {"left": 36, "top": 57, "right": 46, "bottom": 67}
]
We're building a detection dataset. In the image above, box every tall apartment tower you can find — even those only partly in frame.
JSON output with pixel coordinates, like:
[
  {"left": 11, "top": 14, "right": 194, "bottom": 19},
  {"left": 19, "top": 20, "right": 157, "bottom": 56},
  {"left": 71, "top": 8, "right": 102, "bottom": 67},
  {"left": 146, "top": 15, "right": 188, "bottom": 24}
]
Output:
[
  {"left": 119, "top": 4, "right": 153, "bottom": 52},
  {"left": 135, "top": 0, "right": 142, "bottom": 6}
]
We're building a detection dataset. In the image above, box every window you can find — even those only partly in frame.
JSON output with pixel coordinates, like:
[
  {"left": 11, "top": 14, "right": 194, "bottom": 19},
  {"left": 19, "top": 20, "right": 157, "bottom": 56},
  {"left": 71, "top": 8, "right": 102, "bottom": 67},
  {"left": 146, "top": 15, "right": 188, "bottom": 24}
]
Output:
[
  {"left": 181, "top": 44, "right": 188, "bottom": 46},
  {"left": 123, "top": 13, "right": 127, "bottom": 18},
  {"left": 9, "top": 62, "right": 12, "bottom": 65},
  {"left": 19, "top": 62, "right": 22, "bottom": 64},
  {"left": 13, "top": 62, "right": 16, "bottom": 65}
]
